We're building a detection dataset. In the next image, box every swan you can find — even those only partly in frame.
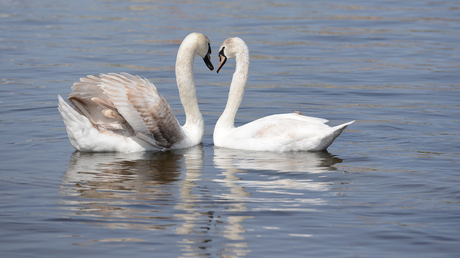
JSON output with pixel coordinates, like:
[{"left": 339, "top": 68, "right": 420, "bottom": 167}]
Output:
[
  {"left": 58, "top": 32, "right": 214, "bottom": 152},
  {"left": 213, "top": 37, "right": 354, "bottom": 152}
]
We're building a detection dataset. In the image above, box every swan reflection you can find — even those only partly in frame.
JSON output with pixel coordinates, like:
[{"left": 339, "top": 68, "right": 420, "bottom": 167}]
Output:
[
  {"left": 213, "top": 148, "right": 343, "bottom": 203},
  {"left": 213, "top": 147, "right": 342, "bottom": 174},
  {"left": 59, "top": 145, "right": 252, "bottom": 256},
  {"left": 211, "top": 148, "right": 344, "bottom": 253},
  {"left": 60, "top": 145, "right": 204, "bottom": 231}
]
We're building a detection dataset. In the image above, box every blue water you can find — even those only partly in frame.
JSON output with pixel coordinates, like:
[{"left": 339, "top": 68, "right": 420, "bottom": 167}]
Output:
[{"left": 1, "top": 0, "right": 459, "bottom": 257}]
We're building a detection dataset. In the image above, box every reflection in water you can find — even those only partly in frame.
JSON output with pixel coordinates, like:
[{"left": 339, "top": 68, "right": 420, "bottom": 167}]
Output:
[
  {"left": 59, "top": 145, "right": 252, "bottom": 257},
  {"left": 214, "top": 147, "right": 342, "bottom": 174},
  {"left": 174, "top": 149, "right": 253, "bottom": 257},
  {"left": 211, "top": 148, "right": 345, "bottom": 251},
  {"left": 59, "top": 146, "right": 342, "bottom": 256},
  {"left": 60, "top": 145, "right": 204, "bottom": 231},
  {"left": 213, "top": 147, "right": 343, "bottom": 205}
]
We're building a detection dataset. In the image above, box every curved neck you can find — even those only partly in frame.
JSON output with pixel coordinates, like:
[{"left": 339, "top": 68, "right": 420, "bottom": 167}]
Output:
[
  {"left": 215, "top": 47, "right": 249, "bottom": 131},
  {"left": 175, "top": 38, "right": 204, "bottom": 128}
]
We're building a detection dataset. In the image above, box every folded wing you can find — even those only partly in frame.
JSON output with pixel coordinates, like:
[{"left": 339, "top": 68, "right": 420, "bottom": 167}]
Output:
[
  {"left": 124, "top": 74, "right": 184, "bottom": 148},
  {"left": 66, "top": 73, "right": 184, "bottom": 149},
  {"left": 100, "top": 73, "right": 183, "bottom": 149}
]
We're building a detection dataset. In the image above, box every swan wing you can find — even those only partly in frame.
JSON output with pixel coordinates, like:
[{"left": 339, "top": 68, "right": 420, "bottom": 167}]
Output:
[
  {"left": 247, "top": 115, "right": 328, "bottom": 140},
  {"left": 67, "top": 75, "right": 126, "bottom": 125},
  {"left": 99, "top": 73, "right": 164, "bottom": 148},
  {"left": 246, "top": 112, "right": 329, "bottom": 137},
  {"left": 67, "top": 96, "right": 125, "bottom": 125},
  {"left": 125, "top": 76, "right": 184, "bottom": 149},
  {"left": 246, "top": 115, "right": 353, "bottom": 151},
  {"left": 65, "top": 73, "right": 181, "bottom": 149},
  {"left": 292, "top": 111, "right": 329, "bottom": 124},
  {"left": 69, "top": 75, "right": 107, "bottom": 102}
]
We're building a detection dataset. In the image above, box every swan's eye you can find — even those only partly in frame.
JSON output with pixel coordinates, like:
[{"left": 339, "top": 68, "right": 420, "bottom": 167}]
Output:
[{"left": 207, "top": 43, "right": 212, "bottom": 55}]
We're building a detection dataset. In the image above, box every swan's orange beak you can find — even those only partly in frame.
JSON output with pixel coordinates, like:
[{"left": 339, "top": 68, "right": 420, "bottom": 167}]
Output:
[{"left": 216, "top": 53, "right": 227, "bottom": 73}]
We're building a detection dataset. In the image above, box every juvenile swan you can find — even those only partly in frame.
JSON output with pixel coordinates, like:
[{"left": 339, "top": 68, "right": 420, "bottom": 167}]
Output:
[
  {"left": 58, "top": 32, "right": 214, "bottom": 152},
  {"left": 213, "top": 37, "right": 354, "bottom": 152}
]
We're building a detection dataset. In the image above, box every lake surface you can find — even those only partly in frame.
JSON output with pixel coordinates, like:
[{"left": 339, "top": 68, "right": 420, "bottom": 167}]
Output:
[{"left": 1, "top": 0, "right": 459, "bottom": 257}]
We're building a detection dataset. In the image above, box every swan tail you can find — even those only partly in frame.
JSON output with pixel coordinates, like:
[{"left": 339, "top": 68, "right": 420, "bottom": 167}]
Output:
[
  {"left": 58, "top": 95, "right": 94, "bottom": 150},
  {"left": 316, "top": 120, "right": 355, "bottom": 151},
  {"left": 58, "top": 95, "right": 88, "bottom": 126},
  {"left": 333, "top": 120, "right": 355, "bottom": 132}
]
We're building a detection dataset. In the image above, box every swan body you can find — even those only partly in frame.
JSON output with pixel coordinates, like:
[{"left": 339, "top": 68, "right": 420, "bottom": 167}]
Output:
[
  {"left": 213, "top": 37, "right": 354, "bottom": 152},
  {"left": 58, "top": 32, "right": 214, "bottom": 152}
]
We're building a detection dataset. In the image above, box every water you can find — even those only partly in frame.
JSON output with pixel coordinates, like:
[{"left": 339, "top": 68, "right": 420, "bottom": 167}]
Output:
[{"left": 1, "top": 0, "right": 459, "bottom": 257}]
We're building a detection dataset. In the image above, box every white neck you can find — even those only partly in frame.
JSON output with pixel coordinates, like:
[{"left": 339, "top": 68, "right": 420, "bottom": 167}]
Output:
[
  {"left": 175, "top": 36, "right": 204, "bottom": 133},
  {"left": 215, "top": 45, "right": 250, "bottom": 132}
]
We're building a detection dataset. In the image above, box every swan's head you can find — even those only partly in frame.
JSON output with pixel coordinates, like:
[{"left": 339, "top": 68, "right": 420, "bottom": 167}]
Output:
[
  {"left": 216, "top": 37, "right": 248, "bottom": 73},
  {"left": 186, "top": 32, "right": 214, "bottom": 71}
]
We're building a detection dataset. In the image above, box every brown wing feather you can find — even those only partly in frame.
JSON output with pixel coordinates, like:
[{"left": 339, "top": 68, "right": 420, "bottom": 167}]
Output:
[
  {"left": 68, "top": 96, "right": 132, "bottom": 137},
  {"left": 125, "top": 80, "right": 184, "bottom": 148},
  {"left": 69, "top": 75, "right": 124, "bottom": 124},
  {"left": 91, "top": 97, "right": 116, "bottom": 111},
  {"left": 70, "top": 75, "right": 107, "bottom": 101}
]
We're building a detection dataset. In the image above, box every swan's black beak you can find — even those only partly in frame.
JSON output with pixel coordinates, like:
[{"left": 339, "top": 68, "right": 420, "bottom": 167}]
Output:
[
  {"left": 216, "top": 47, "right": 227, "bottom": 74},
  {"left": 203, "top": 55, "right": 214, "bottom": 71},
  {"left": 203, "top": 43, "right": 214, "bottom": 71}
]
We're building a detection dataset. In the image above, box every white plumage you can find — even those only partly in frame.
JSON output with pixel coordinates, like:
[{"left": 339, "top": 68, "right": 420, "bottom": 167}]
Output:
[{"left": 213, "top": 37, "right": 354, "bottom": 152}]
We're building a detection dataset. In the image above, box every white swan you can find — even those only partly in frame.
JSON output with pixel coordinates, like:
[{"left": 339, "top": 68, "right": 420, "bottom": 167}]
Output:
[
  {"left": 58, "top": 32, "right": 214, "bottom": 152},
  {"left": 213, "top": 37, "right": 354, "bottom": 152}
]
